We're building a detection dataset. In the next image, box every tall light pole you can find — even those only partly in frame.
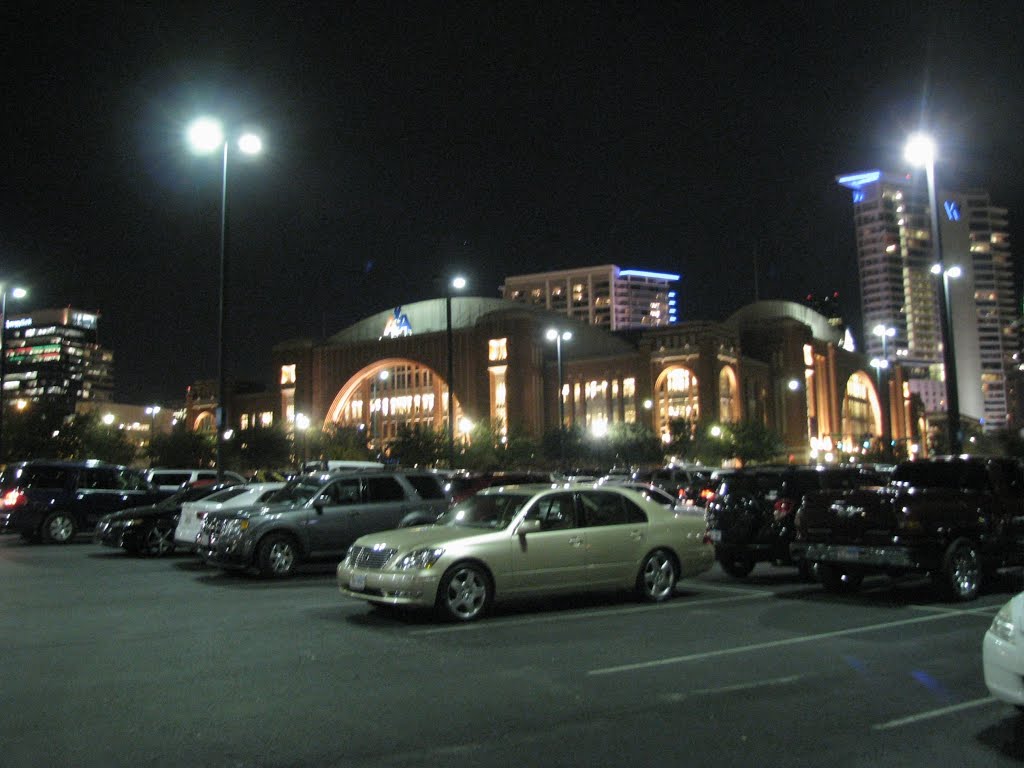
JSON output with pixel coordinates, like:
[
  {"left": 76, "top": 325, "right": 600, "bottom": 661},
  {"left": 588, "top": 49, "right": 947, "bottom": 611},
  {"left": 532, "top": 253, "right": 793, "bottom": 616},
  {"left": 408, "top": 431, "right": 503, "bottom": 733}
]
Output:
[
  {"left": 905, "top": 132, "right": 961, "bottom": 455},
  {"left": 872, "top": 324, "right": 895, "bottom": 449},
  {"left": 0, "top": 285, "right": 27, "bottom": 462},
  {"left": 546, "top": 328, "right": 572, "bottom": 466},
  {"left": 187, "top": 117, "right": 263, "bottom": 480},
  {"left": 145, "top": 405, "right": 161, "bottom": 451},
  {"left": 445, "top": 275, "right": 467, "bottom": 469}
]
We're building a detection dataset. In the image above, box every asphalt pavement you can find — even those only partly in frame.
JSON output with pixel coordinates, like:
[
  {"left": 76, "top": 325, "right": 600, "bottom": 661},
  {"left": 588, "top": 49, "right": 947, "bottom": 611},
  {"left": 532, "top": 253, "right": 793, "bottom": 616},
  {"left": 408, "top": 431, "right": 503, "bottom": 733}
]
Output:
[{"left": 1, "top": 535, "right": 1021, "bottom": 768}]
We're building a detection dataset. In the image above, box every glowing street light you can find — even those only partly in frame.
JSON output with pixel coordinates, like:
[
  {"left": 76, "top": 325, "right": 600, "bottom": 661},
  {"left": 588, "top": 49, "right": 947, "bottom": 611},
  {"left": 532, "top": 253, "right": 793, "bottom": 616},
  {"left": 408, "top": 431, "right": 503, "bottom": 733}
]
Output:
[
  {"left": 905, "top": 131, "right": 961, "bottom": 454},
  {"left": 186, "top": 116, "right": 264, "bottom": 480},
  {"left": 546, "top": 328, "right": 572, "bottom": 466},
  {"left": 445, "top": 275, "right": 468, "bottom": 468},
  {"left": 0, "top": 284, "right": 28, "bottom": 461}
]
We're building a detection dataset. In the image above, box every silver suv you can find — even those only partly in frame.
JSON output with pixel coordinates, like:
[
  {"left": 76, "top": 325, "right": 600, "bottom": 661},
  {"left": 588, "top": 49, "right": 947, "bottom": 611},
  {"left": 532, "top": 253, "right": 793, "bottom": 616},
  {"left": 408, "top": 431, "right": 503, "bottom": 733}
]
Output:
[{"left": 198, "top": 470, "right": 449, "bottom": 577}]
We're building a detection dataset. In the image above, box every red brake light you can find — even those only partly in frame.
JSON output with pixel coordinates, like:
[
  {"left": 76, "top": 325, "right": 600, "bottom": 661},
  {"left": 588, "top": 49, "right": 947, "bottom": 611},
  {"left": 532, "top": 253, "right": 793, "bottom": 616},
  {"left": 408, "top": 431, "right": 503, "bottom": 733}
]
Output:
[
  {"left": 1, "top": 489, "right": 27, "bottom": 508},
  {"left": 700, "top": 488, "right": 716, "bottom": 503},
  {"left": 773, "top": 499, "right": 794, "bottom": 520}
]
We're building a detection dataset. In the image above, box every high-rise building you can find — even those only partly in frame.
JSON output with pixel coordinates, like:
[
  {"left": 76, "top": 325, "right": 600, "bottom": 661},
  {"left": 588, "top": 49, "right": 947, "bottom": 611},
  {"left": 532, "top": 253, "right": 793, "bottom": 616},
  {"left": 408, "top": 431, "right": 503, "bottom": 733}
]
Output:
[
  {"left": 2, "top": 307, "right": 114, "bottom": 415},
  {"left": 500, "top": 265, "right": 678, "bottom": 330},
  {"left": 837, "top": 170, "right": 1019, "bottom": 430}
]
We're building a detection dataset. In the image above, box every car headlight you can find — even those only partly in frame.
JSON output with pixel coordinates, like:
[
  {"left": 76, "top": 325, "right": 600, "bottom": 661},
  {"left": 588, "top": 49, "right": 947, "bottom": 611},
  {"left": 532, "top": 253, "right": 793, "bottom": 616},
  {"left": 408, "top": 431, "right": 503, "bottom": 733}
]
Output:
[
  {"left": 990, "top": 601, "right": 1016, "bottom": 644},
  {"left": 394, "top": 547, "right": 445, "bottom": 570}
]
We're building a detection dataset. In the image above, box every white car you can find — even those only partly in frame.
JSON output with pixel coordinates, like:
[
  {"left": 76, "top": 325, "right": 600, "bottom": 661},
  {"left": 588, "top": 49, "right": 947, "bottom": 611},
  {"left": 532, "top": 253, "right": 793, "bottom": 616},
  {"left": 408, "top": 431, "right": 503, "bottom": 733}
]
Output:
[
  {"left": 174, "top": 483, "right": 285, "bottom": 551},
  {"left": 146, "top": 468, "right": 246, "bottom": 492},
  {"left": 983, "top": 591, "right": 1024, "bottom": 708}
]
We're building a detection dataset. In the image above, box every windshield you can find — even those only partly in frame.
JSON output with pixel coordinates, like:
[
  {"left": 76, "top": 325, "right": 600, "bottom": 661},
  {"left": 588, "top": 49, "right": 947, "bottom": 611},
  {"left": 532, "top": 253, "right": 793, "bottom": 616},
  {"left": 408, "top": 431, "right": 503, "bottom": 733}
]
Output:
[
  {"left": 436, "top": 493, "right": 532, "bottom": 529},
  {"left": 265, "top": 478, "right": 325, "bottom": 506}
]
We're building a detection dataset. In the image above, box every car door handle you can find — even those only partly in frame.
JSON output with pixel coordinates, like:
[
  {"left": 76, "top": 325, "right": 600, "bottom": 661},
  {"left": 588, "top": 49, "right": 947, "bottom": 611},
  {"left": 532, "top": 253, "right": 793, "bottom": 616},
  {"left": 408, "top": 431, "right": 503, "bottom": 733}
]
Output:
[
  {"left": 629, "top": 530, "right": 643, "bottom": 541},
  {"left": 568, "top": 536, "right": 583, "bottom": 547}
]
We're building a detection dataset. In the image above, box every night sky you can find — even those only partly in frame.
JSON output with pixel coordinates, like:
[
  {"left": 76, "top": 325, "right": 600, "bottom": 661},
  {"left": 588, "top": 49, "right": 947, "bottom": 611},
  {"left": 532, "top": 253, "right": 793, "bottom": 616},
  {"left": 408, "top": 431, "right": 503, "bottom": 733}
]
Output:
[{"left": 3, "top": 2, "right": 1023, "bottom": 404}]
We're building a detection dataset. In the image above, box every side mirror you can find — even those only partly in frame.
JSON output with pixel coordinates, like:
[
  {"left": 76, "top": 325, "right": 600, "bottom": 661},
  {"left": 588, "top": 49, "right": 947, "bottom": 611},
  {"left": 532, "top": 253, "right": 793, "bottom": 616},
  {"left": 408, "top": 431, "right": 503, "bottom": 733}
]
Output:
[{"left": 516, "top": 518, "right": 542, "bottom": 537}]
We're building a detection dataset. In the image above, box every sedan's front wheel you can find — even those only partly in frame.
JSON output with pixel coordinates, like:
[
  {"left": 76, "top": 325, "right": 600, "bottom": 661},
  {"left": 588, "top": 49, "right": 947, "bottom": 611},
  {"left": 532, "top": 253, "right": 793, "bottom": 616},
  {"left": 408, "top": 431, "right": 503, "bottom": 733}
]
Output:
[
  {"left": 636, "top": 549, "right": 678, "bottom": 602},
  {"left": 437, "top": 563, "right": 491, "bottom": 621},
  {"left": 142, "top": 522, "right": 176, "bottom": 557}
]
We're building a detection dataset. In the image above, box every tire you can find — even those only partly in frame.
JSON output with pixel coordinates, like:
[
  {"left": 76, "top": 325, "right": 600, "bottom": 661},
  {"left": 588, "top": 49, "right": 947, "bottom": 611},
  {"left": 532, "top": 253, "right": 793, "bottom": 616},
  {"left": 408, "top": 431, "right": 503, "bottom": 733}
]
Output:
[
  {"left": 636, "top": 549, "right": 678, "bottom": 602},
  {"left": 141, "top": 522, "right": 176, "bottom": 557},
  {"left": 40, "top": 512, "right": 76, "bottom": 544},
  {"left": 436, "top": 563, "right": 492, "bottom": 621},
  {"left": 256, "top": 533, "right": 300, "bottom": 578},
  {"left": 935, "top": 538, "right": 981, "bottom": 602},
  {"left": 818, "top": 563, "right": 863, "bottom": 594},
  {"left": 718, "top": 548, "right": 755, "bottom": 579}
]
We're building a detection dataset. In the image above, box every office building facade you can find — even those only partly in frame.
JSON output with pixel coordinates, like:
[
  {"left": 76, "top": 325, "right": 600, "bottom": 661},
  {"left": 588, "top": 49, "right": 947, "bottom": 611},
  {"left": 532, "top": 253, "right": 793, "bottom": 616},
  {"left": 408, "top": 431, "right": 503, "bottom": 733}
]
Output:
[
  {"left": 500, "top": 265, "right": 678, "bottom": 330},
  {"left": 836, "top": 170, "right": 1019, "bottom": 430},
  {"left": 2, "top": 307, "right": 114, "bottom": 416}
]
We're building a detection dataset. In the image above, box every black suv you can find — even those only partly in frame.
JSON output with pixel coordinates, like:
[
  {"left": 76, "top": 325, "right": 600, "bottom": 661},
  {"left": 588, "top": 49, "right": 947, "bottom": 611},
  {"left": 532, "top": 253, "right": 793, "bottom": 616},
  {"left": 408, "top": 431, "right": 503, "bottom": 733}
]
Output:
[
  {"left": 704, "top": 465, "right": 887, "bottom": 579},
  {"left": 0, "top": 460, "right": 166, "bottom": 544}
]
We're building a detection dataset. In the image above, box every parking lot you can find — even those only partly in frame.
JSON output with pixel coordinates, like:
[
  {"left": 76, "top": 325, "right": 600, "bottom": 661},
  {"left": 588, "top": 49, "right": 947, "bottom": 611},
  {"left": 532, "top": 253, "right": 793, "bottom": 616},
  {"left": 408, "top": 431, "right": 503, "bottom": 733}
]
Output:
[{"left": 2, "top": 535, "right": 1022, "bottom": 768}]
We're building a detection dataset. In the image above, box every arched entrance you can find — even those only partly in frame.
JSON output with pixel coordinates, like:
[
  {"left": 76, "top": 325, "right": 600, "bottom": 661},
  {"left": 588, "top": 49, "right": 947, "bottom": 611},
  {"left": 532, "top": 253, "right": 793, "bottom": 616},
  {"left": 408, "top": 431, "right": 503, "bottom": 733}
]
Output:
[
  {"left": 840, "top": 371, "right": 883, "bottom": 449},
  {"left": 653, "top": 365, "right": 700, "bottom": 440},
  {"left": 193, "top": 411, "right": 216, "bottom": 433},
  {"left": 718, "top": 365, "right": 739, "bottom": 422},
  {"left": 324, "top": 358, "right": 462, "bottom": 449}
]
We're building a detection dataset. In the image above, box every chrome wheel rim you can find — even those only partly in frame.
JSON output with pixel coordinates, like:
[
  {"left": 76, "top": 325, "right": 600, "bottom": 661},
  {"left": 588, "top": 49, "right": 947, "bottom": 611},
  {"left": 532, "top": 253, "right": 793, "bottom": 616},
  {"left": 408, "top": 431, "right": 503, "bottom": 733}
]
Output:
[
  {"left": 445, "top": 567, "right": 487, "bottom": 619},
  {"left": 642, "top": 552, "right": 676, "bottom": 600},
  {"left": 951, "top": 547, "right": 979, "bottom": 597},
  {"left": 48, "top": 516, "right": 74, "bottom": 543},
  {"left": 146, "top": 526, "right": 173, "bottom": 556},
  {"left": 268, "top": 541, "right": 295, "bottom": 574}
]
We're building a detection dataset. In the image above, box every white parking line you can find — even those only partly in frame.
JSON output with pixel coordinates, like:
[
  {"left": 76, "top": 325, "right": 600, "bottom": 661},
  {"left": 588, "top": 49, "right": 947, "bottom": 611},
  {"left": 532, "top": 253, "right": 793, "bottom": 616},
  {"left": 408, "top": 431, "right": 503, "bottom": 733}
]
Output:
[
  {"left": 690, "top": 674, "right": 804, "bottom": 696},
  {"left": 871, "top": 697, "right": 998, "bottom": 730},
  {"left": 588, "top": 609, "right": 990, "bottom": 675},
  {"left": 408, "top": 591, "right": 769, "bottom": 636}
]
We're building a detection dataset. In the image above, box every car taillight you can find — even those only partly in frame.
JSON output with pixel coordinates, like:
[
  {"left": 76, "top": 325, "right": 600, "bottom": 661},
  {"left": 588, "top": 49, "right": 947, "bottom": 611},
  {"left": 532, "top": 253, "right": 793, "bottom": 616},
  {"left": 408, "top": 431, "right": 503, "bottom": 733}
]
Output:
[
  {"left": 700, "top": 488, "right": 716, "bottom": 503},
  {"left": 1, "top": 489, "right": 27, "bottom": 508},
  {"left": 773, "top": 498, "right": 795, "bottom": 521},
  {"left": 197, "top": 511, "right": 207, "bottom": 520}
]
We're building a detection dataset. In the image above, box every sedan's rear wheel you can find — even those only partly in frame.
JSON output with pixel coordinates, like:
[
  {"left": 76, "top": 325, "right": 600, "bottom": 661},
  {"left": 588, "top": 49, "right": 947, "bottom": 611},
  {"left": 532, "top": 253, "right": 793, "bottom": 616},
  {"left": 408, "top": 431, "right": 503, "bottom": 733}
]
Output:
[
  {"left": 718, "top": 548, "right": 755, "bottom": 579},
  {"left": 41, "top": 512, "right": 76, "bottom": 544},
  {"left": 637, "top": 549, "right": 678, "bottom": 602},
  {"left": 437, "top": 563, "right": 491, "bottom": 621}
]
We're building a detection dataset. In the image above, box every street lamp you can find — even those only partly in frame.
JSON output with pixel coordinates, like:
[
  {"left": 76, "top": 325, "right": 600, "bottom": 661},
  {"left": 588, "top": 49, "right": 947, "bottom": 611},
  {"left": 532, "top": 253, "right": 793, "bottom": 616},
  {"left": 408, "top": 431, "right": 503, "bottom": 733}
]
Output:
[
  {"left": 445, "top": 275, "right": 467, "bottom": 468},
  {"left": 0, "top": 284, "right": 27, "bottom": 461},
  {"left": 145, "top": 405, "right": 161, "bottom": 449},
  {"left": 546, "top": 328, "right": 572, "bottom": 466},
  {"left": 872, "top": 325, "right": 895, "bottom": 446},
  {"left": 187, "top": 116, "right": 263, "bottom": 480},
  {"left": 295, "top": 412, "right": 310, "bottom": 464},
  {"left": 905, "top": 132, "right": 961, "bottom": 454},
  {"left": 372, "top": 370, "right": 389, "bottom": 452}
]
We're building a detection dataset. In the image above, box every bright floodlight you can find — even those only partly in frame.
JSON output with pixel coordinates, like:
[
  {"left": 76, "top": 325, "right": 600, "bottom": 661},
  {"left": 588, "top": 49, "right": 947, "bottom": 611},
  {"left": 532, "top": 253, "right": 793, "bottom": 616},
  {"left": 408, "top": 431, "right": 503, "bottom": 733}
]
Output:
[
  {"left": 904, "top": 132, "right": 936, "bottom": 168},
  {"left": 946, "top": 266, "right": 962, "bottom": 279},
  {"left": 930, "top": 264, "right": 943, "bottom": 275},
  {"left": 546, "top": 328, "right": 558, "bottom": 341},
  {"left": 11, "top": 287, "right": 27, "bottom": 299},
  {"left": 873, "top": 325, "right": 895, "bottom": 338},
  {"left": 295, "top": 413, "right": 310, "bottom": 430},
  {"left": 187, "top": 117, "right": 225, "bottom": 154},
  {"left": 451, "top": 275, "right": 467, "bottom": 291},
  {"left": 238, "top": 132, "right": 263, "bottom": 155}
]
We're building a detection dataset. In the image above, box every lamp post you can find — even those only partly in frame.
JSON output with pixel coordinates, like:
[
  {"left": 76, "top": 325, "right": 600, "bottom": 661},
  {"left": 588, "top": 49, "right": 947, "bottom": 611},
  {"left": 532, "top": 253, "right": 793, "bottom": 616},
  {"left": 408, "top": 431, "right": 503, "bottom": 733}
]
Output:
[
  {"left": 905, "top": 132, "right": 961, "bottom": 455},
  {"left": 145, "top": 405, "right": 161, "bottom": 451},
  {"left": 372, "top": 370, "right": 389, "bottom": 453},
  {"left": 295, "top": 412, "right": 310, "bottom": 465},
  {"left": 187, "top": 117, "right": 263, "bottom": 480},
  {"left": 546, "top": 328, "right": 572, "bottom": 466},
  {"left": 445, "top": 275, "right": 467, "bottom": 469},
  {"left": 872, "top": 324, "right": 895, "bottom": 449},
  {"left": 0, "top": 284, "right": 27, "bottom": 462}
]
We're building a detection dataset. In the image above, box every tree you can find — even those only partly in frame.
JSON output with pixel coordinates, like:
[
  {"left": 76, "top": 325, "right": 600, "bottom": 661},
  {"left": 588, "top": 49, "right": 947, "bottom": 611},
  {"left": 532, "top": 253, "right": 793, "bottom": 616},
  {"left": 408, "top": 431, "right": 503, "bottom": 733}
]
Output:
[
  {"left": 64, "top": 411, "right": 138, "bottom": 465},
  {"left": 389, "top": 424, "right": 445, "bottom": 467},
  {"left": 147, "top": 424, "right": 215, "bottom": 468},
  {"left": 729, "top": 420, "right": 784, "bottom": 464},
  {"left": 226, "top": 425, "right": 292, "bottom": 473},
  {"left": 309, "top": 425, "right": 376, "bottom": 462}
]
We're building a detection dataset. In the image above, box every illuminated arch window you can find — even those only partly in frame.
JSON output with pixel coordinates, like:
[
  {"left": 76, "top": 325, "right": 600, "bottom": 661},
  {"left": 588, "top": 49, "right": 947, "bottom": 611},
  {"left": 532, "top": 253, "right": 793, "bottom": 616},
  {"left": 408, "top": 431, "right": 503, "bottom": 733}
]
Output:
[
  {"left": 718, "top": 366, "right": 739, "bottom": 422},
  {"left": 841, "top": 372, "right": 882, "bottom": 446},
  {"left": 656, "top": 366, "right": 699, "bottom": 436}
]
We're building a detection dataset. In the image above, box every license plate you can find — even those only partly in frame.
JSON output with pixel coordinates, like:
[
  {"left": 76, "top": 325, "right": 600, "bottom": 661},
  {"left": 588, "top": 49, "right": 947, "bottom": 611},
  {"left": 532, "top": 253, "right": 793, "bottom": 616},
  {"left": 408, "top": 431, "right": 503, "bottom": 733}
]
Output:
[
  {"left": 349, "top": 573, "right": 366, "bottom": 591},
  {"left": 706, "top": 529, "right": 722, "bottom": 542},
  {"left": 197, "top": 533, "right": 210, "bottom": 548}
]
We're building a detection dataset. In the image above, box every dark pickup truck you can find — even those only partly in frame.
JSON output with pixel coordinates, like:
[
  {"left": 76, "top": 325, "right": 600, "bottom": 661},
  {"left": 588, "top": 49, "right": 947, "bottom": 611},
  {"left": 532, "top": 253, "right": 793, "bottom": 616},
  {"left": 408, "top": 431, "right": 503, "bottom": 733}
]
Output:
[{"left": 791, "top": 456, "right": 1024, "bottom": 601}]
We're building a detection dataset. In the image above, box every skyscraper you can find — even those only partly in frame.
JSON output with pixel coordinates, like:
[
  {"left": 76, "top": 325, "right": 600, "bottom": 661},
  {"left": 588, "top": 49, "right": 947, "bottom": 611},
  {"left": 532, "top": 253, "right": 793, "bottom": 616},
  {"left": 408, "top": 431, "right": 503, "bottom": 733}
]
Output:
[
  {"left": 500, "top": 265, "right": 679, "bottom": 330},
  {"left": 837, "top": 170, "right": 1019, "bottom": 430}
]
